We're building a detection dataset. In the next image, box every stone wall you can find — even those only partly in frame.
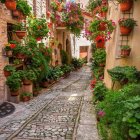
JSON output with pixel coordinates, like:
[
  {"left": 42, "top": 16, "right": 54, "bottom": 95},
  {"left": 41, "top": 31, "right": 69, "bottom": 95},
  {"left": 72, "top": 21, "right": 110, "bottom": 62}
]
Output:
[
  {"left": 104, "top": 1, "right": 140, "bottom": 89},
  {"left": 0, "top": 4, "right": 17, "bottom": 104}
]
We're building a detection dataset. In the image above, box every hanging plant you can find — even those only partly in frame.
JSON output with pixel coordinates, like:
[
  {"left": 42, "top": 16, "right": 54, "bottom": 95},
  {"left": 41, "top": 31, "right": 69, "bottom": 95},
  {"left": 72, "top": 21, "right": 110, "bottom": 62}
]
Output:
[
  {"left": 0, "top": 0, "right": 16, "bottom": 10},
  {"left": 4, "top": 41, "right": 17, "bottom": 57},
  {"left": 86, "top": 0, "right": 102, "bottom": 13},
  {"left": 28, "top": 17, "right": 49, "bottom": 41},
  {"left": 99, "top": 5, "right": 108, "bottom": 17},
  {"left": 120, "top": 45, "right": 131, "bottom": 57},
  {"left": 62, "top": 2, "right": 84, "bottom": 37},
  {"left": 119, "top": 18, "right": 137, "bottom": 35},
  {"left": 95, "top": 35, "right": 106, "bottom": 48},
  {"left": 116, "top": 0, "right": 134, "bottom": 12},
  {"left": 50, "top": 0, "right": 64, "bottom": 12},
  {"left": 15, "top": 0, "right": 32, "bottom": 17},
  {"left": 13, "top": 22, "right": 27, "bottom": 39},
  {"left": 89, "top": 19, "right": 116, "bottom": 42}
]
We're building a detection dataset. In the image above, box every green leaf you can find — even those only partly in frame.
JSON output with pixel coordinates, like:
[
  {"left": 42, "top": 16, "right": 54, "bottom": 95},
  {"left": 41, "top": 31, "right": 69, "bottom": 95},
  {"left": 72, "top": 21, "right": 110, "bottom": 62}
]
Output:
[
  {"left": 135, "top": 113, "right": 140, "bottom": 119},
  {"left": 129, "top": 129, "right": 137, "bottom": 138}
]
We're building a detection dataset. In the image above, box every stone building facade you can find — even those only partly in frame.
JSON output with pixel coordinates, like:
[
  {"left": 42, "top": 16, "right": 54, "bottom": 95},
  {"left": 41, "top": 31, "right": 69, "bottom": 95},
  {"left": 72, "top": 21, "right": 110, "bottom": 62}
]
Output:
[
  {"left": 0, "top": 0, "right": 72, "bottom": 104},
  {"left": 104, "top": 1, "right": 140, "bottom": 89}
]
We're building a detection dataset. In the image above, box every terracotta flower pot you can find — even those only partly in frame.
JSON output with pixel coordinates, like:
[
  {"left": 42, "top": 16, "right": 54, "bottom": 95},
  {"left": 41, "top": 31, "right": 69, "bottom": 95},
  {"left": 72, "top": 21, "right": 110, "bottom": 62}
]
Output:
[
  {"left": 12, "top": 10, "right": 21, "bottom": 17},
  {"left": 10, "top": 90, "right": 19, "bottom": 96},
  {"left": 120, "top": 0, "right": 133, "bottom": 12},
  {"left": 99, "top": 63, "right": 105, "bottom": 67},
  {"left": 6, "top": 50, "right": 12, "bottom": 57},
  {"left": 121, "top": 49, "right": 131, "bottom": 57},
  {"left": 15, "top": 31, "right": 26, "bottom": 39},
  {"left": 120, "top": 78, "right": 128, "bottom": 85},
  {"left": 57, "top": 6, "right": 63, "bottom": 12},
  {"left": 22, "top": 96, "right": 30, "bottom": 102},
  {"left": 23, "top": 79, "right": 32, "bottom": 85},
  {"left": 96, "top": 41, "right": 105, "bottom": 48},
  {"left": 41, "top": 81, "right": 49, "bottom": 88},
  {"left": 16, "top": 53, "right": 25, "bottom": 59},
  {"left": 99, "top": 22, "right": 106, "bottom": 31},
  {"left": 5, "top": 0, "right": 16, "bottom": 11},
  {"left": 100, "top": 12, "right": 107, "bottom": 17},
  {"left": 19, "top": 12, "right": 26, "bottom": 20},
  {"left": 33, "top": 91, "right": 39, "bottom": 97},
  {"left": 4, "top": 70, "right": 11, "bottom": 77},
  {"left": 120, "top": 26, "right": 132, "bottom": 35}
]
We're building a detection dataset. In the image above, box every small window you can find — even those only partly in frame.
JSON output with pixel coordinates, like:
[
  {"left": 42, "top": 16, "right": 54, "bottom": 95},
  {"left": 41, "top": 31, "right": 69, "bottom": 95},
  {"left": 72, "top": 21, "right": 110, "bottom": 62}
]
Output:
[{"left": 7, "top": 23, "right": 14, "bottom": 41}]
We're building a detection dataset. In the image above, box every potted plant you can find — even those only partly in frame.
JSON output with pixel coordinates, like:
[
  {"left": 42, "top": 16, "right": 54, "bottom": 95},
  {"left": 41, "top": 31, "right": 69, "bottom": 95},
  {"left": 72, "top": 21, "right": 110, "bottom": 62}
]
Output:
[
  {"left": 93, "top": 49, "right": 106, "bottom": 67},
  {"left": 4, "top": 41, "right": 17, "bottom": 57},
  {"left": 89, "top": 19, "right": 115, "bottom": 32},
  {"left": 6, "top": 72, "right": 21, "bottom": 96},
  {"left": 61, "top": 65, "right": 72, "bottom": 77},
  {"left": 86, "top": 0, "right": 102, "bottom": 14},
  {"left": 119, "top": 18, "right": 137, "bottom": 35},
  {"left": 28, "top": 18, "right": 49, "bottom": 41},
  {"left": 33, "top": 87, "right": 41, "bottom": 97},
  {"left": 13, "top": 23, "right": 26, "bottom": 39},
  {"left": 15, "top": 0, "right": 32, "bottom": 18},
  {"left": 62, "top": 2, "right": 84, "bottom": 37},
  {"left": 13, "top": 44, "right": 26, "bottom": 59},
  {"left": 108, "top": 66, "right": 138, "bottom": 84},
  {"left": 100, "top": 6, "right": 108, "bottom": 17},
  {"left": 95, "top": 35, "right": 105, "bottom": 48},
  {"left": 120, "top": 45, "right": 131, "bottom": 57},
  {"left": 0, "top": 0, "right": 16, "bottom": 10},
  {"left": 3, "top": 65, "right": 16, "bottom": 77},
  {"left": 116, "top": 0, "right": 134, "bottom": 12},
  {"left": 21, "top": 70, "right": 37, "bottom": 85},
  {"left": 20, "top": 92, "right": 32, "bottom": 102},
  {"left": 50, "top": 1, "right": 59, "bottom": 11}
]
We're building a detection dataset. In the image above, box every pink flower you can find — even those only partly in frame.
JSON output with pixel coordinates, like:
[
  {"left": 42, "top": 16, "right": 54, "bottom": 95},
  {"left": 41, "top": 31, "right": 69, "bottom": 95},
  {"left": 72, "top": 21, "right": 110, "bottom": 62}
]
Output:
[{"left": 98, "top": 110, "right": 105, "bottom": 117}]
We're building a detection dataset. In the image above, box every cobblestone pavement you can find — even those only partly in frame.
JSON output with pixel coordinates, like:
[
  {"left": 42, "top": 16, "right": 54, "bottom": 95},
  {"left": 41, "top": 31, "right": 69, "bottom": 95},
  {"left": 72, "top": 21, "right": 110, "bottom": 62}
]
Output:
[{"left": 0, "top": 67, "right": 100, "bottom": 140}]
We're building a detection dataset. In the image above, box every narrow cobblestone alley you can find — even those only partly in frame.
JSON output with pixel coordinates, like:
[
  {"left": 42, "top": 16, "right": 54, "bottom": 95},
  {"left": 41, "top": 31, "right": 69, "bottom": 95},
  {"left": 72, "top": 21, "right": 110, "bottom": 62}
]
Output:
[{"left": 0, "top": 67, "right": 100, "bottom": 140}]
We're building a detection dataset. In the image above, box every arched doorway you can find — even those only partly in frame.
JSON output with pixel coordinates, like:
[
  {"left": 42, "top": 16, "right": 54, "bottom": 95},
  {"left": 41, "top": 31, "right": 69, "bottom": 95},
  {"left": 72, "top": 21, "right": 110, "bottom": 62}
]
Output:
[{"left": 66, "top": 39, "right": 72, "bottom": 63}]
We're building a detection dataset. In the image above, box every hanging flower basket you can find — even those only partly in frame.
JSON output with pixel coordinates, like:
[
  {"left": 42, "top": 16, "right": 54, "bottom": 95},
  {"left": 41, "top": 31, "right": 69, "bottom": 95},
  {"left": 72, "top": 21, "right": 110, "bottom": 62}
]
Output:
[
  {"left": 119, "top": 18, "right": 137, "bottom": 35},
  {"left": 100, "top": 11, "right": 107, "bottom": 17},
  {"left": 95, "top": 35, "right": 105, "bottom": 48},
  {"left": 98, "top": 22, "right": 106, "bottom": 31},
  {"left": 120, "top": 26, "right": 132, "bottom": 35},
  {"left": 121, "top": 49, "right": 131, "bottom": 57},
  {"left": 15, "top": 31, "right": 26, "bottom": 39},
  {"left": 120, "top": 46, "right": 131, "bottom": 57},
  {"left": 5, "top": 0, "right": 16, "bottom": 11},
  {"left": 120, "top": 0, "right": 133, "bottom": 12}
]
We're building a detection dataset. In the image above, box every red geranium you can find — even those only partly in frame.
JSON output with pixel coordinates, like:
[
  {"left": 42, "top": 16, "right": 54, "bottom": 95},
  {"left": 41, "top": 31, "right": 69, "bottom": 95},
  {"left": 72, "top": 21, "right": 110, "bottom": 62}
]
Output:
[
  {"left": 10, "top": 44, "right": 16, "bottom": 49},
  {"left": 95, "top": 35, "right": 105, "bottom": 43},
  {"left": 90, "top": 79, "right": 97, "bottom": 89},
  {"left": 47, "top": 11, "right": 51, "bottom": 18}
]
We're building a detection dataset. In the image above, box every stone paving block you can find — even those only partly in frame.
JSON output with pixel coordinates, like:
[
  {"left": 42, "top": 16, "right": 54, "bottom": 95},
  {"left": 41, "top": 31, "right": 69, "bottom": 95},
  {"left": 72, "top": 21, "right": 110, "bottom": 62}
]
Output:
[{"left": 76, "top": 124, "right": 100, "bottom": 140}]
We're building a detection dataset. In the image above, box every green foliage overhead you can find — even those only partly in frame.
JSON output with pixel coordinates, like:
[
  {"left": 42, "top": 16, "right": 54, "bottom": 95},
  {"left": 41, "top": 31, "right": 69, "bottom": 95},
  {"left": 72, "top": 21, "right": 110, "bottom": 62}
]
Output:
[{"left": 16, "top": 0, "right": 32, "bottom": 16}]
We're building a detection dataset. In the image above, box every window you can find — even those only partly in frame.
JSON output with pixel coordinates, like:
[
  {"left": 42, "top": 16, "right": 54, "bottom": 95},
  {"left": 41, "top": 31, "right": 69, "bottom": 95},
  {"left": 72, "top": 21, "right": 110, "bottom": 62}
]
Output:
[{"left": 7, "top": 23, "right": 14, "bottom": 41}]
